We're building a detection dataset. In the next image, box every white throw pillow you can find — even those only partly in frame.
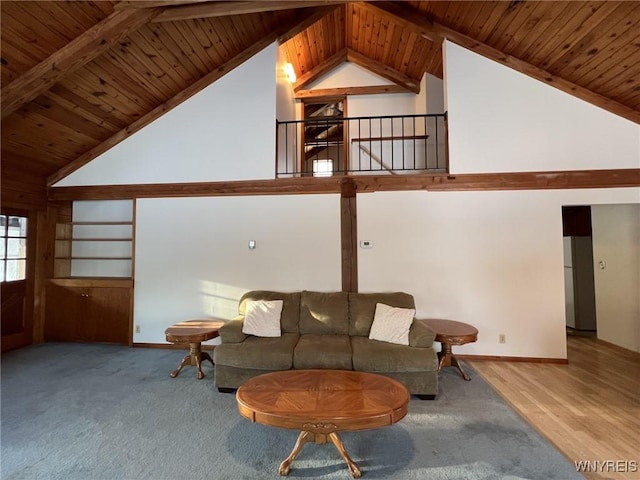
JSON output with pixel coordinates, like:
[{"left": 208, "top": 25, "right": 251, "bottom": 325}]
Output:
[
  {"left": 369, "top": 303, "right": 415, "bottom": 345},
  {"left": 242, "top": 300, "right": 283, "bottom": 337}
]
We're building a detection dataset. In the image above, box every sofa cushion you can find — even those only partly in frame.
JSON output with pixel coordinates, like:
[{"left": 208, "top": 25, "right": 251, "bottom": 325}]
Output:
[
  {"left": 214, "top": 333, "right": 299, "bottom": 370},
  {"left": 299, "top": 291, "right": 349, "bottom": 335},
  {"left": 348, "top": 292, "right": 416, "bottom": 337},
  {"left": 293, "top": 334, "right": 352, "bottom": 370},
  {"left": 351, "top": 336, "right": 437, "bottom": 373},
  {"left": 219, "top": 317, "right": 248, "bottom": 343},
  {"left": 409, "top": 320, "right": 437, "bottom": 347},
  {"left": 238, "top": 291, "right": 300, "bottom": 334}
]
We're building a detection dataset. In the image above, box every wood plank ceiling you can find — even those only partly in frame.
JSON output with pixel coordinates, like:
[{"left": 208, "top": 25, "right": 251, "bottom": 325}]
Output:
[{"left": 1, "top": 1, "right": 639, "bottom": 194}]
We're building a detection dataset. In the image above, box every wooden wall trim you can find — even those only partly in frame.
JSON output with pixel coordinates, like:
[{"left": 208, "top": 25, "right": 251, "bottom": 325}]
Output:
[
  {"left": 48, "top": 169, "right": 640, "bottom": 201},
  {"left": 47, "top": 278, "right": 134, "bottom": 288},
  {"left": 32, "top": 208, "right": 56, "bottom": 344},
  {"left": 341, "top": 178, "right": 358, "bottom": 292},
  {"left": 460, "top": 355, "right": 568, "bottom": 364}
]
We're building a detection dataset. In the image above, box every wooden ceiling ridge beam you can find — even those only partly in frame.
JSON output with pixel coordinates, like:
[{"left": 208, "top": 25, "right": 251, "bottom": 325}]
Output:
[
  {"left": 152, "top": 1, "right": 347, "bottom": 22},
  {"left": 0, "top": 7, "right": 162, "bottom": 120},
  {"left": 346, "top": 48, "right": 420, "bottom": 94},
  {"left": 46, "top": 9, "right": 334, "bottom": 187},
  {"left": 363, "top": 1, "right": 640, "bottom": 124},
  {"left": 293, "top": 48, "right": 348, "bottom": 91},
  {"left": 116, "top": 0, "right": 214, "bottom": 9}
]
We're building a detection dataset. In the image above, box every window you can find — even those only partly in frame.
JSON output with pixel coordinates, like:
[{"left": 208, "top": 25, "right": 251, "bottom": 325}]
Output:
[
  {"left": 1, "top": 215, "right": 27, "bottom": 282},
  {"left": 313, "top": 159, "right": 334, "bottom": 177}
]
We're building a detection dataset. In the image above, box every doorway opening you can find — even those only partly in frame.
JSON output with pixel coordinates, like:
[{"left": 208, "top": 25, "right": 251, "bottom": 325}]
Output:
[
  {"left": 302, "top": 98, "right": 346, "bottom": 176},
  {"left": 561, "top": 206, "right": 597, "bottom": 337}
]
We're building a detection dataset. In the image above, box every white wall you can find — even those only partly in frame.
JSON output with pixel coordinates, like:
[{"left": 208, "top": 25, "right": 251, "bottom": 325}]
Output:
[
  {"left": 426, "top": 74, "right": 445, "bottom": 114},
  {"left": 311, "top": 62, "right": 394, "bottom": 88},
  {"left": 591, "top": 204, "right": 640, "bottom": 353},
  {"left": 276, "top": 46, "right": 296, "bottom": 121},
  {"left": 276, "top": 46, "right": 297, "bottom": 175},
  {"left": 357, "top": 188, "right": 640, "bottom": 359},
  {"left": 444, "top": 41, "right": 640, "bottom": 174},
  {"left": 133, "top": 194, "right": 341, "bottom": 344},
  {"left": 55, "top": 44, "right": 279, "bottom": 186}
]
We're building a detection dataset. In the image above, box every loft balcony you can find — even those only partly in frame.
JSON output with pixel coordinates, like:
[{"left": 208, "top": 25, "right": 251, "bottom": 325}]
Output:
[{"left": 276, "top": 113, "right": 448, "bottom": 178}]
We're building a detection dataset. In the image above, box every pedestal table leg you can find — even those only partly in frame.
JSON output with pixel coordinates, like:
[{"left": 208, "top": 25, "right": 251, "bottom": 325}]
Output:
[
  {"left": 279, "top": 431, "right": 313, "bottom": 476},
  {"left": 328, "top": 432, "right": 362, "bottom": 478}
]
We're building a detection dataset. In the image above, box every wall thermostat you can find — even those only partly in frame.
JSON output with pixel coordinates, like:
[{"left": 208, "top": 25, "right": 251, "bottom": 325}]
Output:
[{"left": 360, "top": 240, "right": 373, "bottom": 249}]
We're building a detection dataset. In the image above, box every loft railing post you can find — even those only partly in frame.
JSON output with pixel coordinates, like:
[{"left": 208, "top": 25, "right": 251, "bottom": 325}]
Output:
[
  {"left": 435, "top": 115, "right": 439, "bottom": 169},
  {"left": 424, "top": 115, "right": 428, "bottom": 170},
  {"left": 413, "top": 116, "right": 416, "bottom": 171}
]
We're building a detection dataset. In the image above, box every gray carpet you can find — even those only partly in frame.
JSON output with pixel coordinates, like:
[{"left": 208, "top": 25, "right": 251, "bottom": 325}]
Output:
[{"left": 1, "top": 343, "right": 583, "bottom": 480}]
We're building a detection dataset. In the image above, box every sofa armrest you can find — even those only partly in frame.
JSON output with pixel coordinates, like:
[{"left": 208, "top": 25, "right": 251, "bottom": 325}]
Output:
[
  {"left": 219, "top": 316, "right": 248, "bottom": 343},
  {"left": 409, "top": 319, "right": 437, "bottom": 347}
]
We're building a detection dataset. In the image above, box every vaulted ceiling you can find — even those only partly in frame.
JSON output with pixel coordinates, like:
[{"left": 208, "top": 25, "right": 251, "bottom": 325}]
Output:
[{"left": 1, "top": 1, "right": 639, "bottom": 191}]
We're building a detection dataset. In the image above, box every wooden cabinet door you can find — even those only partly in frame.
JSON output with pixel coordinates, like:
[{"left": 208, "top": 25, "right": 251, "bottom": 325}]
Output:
[
  {"left": 45, "top": 283, "right": 84, "bottom": 342},
  {"left": 88, "top": 287, "right": 130, "bottom": 344},
  {"left": 45, "top": 284, "right": 130, "bottom": 344}
]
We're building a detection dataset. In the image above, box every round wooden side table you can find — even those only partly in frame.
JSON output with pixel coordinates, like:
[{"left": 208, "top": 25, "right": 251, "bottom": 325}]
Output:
[
  {"left": 420, "top": 319, "right": 478, "bottom": 381},
  {"left": 165, "top": 319, "right": 224, "bottom": 379}
]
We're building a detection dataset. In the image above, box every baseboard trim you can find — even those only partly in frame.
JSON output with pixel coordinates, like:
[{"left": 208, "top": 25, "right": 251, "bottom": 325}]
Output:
[
  {"left": 458, "top": 354, "right": 568, "bottom": 364},
  {"left": 133, "top": 342, "right": 215, "bottom": 351}
]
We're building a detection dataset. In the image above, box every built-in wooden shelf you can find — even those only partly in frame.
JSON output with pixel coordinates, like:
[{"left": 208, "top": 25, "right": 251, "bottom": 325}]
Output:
[{"left": 53, "top": 200, "right": 134, "bottom": 279}]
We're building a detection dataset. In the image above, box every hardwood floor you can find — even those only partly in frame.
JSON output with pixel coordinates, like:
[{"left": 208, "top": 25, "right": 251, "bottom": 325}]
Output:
[{"left": 468, "top": 335, "right": 640, "bottom": 480}]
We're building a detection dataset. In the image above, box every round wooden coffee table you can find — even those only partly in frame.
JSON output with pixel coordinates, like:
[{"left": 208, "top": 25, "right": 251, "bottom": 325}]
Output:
[
  {"left": 236, "top": 369, "right": 409, "bottom": 478},
  {"left": 420, "top": 319, "right": 478, "bottom": 381},
  {"left": 165, "top": 319, "right": 224, "bottom": 379}
]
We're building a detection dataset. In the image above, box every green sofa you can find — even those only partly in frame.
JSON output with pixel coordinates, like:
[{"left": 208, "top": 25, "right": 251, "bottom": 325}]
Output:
[{"left": 213, "top": 290, "right": 439, "bottom": 398}]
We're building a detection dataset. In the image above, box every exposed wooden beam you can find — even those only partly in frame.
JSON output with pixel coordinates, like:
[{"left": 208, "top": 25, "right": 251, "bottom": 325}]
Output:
[
  {"left": 46, "top": 9, "right": 333, "bottom": 186},
  {"left": 0, "top": 8, "right": 160, "bottom": 120},
  {"left": 340, "top": 178, "right": 358, "bottom": 293},
  {"left": 294, "top": 48, "right": 347, "bottom": 91},
  {"left": 346, "top": 49, "right": 420, "bottom": 94},
  {"left": 48, "top": 169, "right": 640, "bottom": 201},
  {"left": 116, "top": 0, "right": 212, "bottom": 8},
  {"left": 359, "top": 1, "right": 443, "bottom": 43},
  {"left": 277, "top": 5, "right": 341, "bottom": 44},
  {"left": 295, "top": 85, "right": 410, "bottom": 99},
  {"left": 152, "top": 1, "right": 345, "bottom": 22},
  {"left": 363, "top": 1, "right": 640, "bottom": 124}
]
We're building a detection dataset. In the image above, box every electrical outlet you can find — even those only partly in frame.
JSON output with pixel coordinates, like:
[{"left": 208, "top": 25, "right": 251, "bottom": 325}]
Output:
[
  {"left": 499, "top": 334, "right": 506, "bottom": 344},
  {"left": 135, "top": 325, "right": 141, "bottom": 334}
]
